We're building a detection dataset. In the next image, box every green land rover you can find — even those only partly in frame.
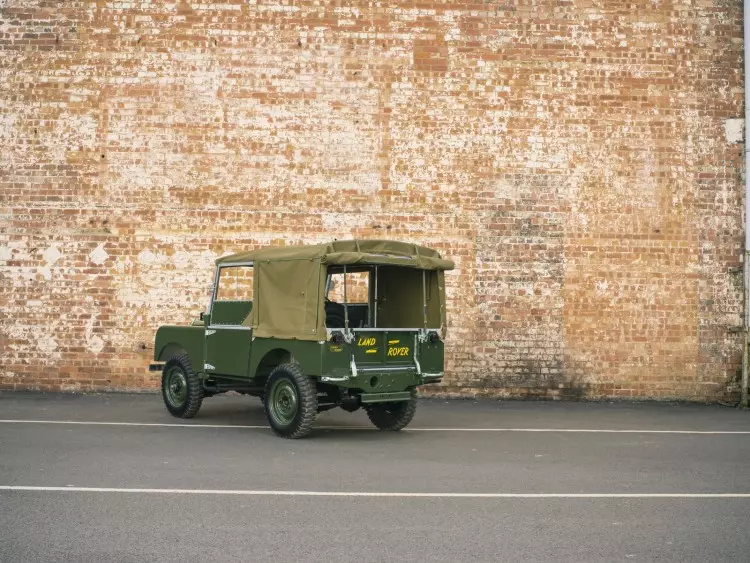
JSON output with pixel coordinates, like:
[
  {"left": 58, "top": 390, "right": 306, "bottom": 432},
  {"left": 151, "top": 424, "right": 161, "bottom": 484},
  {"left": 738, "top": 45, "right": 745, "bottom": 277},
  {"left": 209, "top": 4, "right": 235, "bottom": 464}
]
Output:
[{"left": 149, "top": 239, "right": 454, "bottom": 438}]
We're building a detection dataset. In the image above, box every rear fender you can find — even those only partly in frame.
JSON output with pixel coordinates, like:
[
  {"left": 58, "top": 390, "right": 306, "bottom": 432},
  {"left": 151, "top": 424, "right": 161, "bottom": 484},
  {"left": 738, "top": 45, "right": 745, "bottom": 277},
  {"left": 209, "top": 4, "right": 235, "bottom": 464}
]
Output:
[
  {"left": 251, "top": 349, "right": 293, "bottom": 386},
  {"left": 248, "top": 339, "right": 323, "bottom": 379}
]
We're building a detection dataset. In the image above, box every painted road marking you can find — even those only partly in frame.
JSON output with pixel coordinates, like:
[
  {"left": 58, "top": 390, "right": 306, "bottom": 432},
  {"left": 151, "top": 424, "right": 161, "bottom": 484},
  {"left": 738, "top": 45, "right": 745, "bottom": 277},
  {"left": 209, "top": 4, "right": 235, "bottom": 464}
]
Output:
[
  {"left": 0, "top": 420, "right": 749, "bottom": 434},
  {"left": 0, "top": 486, "right": 749, "bottom": 498},
  {"left": 0, "top": 420, "right": 267, "bottom": 429},
  {"left": 397, "top": 428, "right": 750, "bottom": 434}
]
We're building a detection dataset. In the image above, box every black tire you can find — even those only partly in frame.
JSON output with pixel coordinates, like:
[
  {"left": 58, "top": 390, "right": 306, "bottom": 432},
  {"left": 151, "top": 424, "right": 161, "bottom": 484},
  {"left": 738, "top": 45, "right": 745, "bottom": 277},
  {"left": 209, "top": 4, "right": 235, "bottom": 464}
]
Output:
[
  {"left": 365, "top": 389, "right": 417, "bottom": 431},
  {"left": 161, "top": 353, "right": 204, "bottom": 418},
  {"left": 263, "top": 363, "right": 317, "bottom": 439}
]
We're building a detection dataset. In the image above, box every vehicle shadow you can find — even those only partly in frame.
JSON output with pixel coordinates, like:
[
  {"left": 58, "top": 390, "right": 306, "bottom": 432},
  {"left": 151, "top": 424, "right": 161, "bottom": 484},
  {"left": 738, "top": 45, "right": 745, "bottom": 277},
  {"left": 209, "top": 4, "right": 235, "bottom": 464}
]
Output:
[{"left": 190, "top": 397, "right": 416, "bottom": 441}]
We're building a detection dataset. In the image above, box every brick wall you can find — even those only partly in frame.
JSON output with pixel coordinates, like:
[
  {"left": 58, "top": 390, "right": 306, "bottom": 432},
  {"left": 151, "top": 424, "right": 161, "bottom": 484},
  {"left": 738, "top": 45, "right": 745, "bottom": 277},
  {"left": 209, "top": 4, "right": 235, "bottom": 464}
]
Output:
[{"left": 0, "top": 0, "right": 744, "bottom": 401}]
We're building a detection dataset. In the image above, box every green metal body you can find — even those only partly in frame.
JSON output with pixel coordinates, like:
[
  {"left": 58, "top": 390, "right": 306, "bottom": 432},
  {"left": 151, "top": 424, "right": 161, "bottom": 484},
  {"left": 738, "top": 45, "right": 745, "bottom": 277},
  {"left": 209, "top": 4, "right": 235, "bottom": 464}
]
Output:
[
  {"left": 154, "top": 314, "right": 444, "bottom": 401},
  {"left": 154, "top": 324, "right": 205, "bottom": 375}
]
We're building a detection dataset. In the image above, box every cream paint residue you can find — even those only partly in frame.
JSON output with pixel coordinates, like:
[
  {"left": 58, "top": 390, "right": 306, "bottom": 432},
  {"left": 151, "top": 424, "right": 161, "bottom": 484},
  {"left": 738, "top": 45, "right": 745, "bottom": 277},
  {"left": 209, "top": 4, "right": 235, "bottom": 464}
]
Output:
[
  {"left": 84, "top": 315, "right": 105, "bottom": 355},
  {"left": 42, "top": 245, "right": 62, "bottom": 265},
  {"left": 89, "top": 244, "right": 109, "bottom": 265},
  {"left": 37, "top": 335, "right": 58, "bottom": 355}
]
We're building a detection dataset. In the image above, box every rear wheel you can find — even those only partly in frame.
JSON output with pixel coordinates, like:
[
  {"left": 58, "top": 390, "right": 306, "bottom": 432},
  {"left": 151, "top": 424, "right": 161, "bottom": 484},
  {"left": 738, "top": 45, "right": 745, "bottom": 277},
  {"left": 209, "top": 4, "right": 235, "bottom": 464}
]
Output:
[
  {"left": 364, "top": 389, "right": 417, "bottom": 431},
  {"left": 263, "top": 363, "right": 317, "bottom": 439},
  {"left": 161, "top": 354, "right": 203, "bottom": 418}
]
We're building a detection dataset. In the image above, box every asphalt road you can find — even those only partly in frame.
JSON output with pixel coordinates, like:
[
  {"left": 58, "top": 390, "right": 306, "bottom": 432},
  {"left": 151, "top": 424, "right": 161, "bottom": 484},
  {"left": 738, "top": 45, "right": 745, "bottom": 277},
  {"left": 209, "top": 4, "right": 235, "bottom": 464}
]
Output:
[{"left": 1, "top": 391, "right": 749, "bottom": 562}]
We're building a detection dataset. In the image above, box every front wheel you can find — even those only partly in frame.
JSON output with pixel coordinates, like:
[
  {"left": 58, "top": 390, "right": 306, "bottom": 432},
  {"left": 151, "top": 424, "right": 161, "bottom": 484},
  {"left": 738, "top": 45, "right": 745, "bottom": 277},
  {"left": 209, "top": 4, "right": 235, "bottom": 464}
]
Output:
[
  {"left": 161, "top": 354, "right": 203, "bottom": 418},
  {"left": 364, "top": 389, "right": 417, "bottom": 431},
  {"left": 263, "top": 363, "right": 317, "bottom": 439}
]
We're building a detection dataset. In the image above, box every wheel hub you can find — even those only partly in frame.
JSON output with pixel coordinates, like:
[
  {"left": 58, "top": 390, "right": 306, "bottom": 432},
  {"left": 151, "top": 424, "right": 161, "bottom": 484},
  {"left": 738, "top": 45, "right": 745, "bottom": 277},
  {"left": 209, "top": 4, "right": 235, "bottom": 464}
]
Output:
[
  {"left": 166, "top": 368, "right": 187, "bottom": 407},
  {"left": 270, "top": 380, "right": 298, "bottom": 425}
]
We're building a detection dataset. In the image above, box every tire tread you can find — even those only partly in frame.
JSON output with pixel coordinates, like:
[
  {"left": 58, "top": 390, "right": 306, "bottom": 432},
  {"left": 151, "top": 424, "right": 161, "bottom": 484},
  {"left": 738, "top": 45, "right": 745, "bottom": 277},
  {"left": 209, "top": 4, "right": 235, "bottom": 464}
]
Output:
[
  {"left": 263, "top": 363, "right": 317, "bottom": 439},
  {"left": 161, "top": 353, "right": 204, "bottom": 419},
  {"left": 364, "top": 388, "right": 417, "bottom": 431}
]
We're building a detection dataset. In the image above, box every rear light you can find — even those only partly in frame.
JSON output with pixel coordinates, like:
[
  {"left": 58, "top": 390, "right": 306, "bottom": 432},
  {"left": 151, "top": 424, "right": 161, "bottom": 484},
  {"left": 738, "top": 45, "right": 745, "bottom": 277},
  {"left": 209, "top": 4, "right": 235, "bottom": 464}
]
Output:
[
  {"left": 429, "top": 331, "right": 441, "bottom": 343},
  {"left": 330, "top": 331, "right": 345, "bottom": 345}
]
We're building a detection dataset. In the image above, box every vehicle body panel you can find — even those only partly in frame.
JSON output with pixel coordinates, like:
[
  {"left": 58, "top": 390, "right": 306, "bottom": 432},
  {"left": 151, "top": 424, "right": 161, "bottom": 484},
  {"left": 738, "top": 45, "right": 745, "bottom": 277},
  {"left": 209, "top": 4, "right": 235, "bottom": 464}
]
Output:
[
  {"left": 205, "top": 324, "right": 252, "bottom": 377},
  {"left": 154, "top": 324, "right": 205, "bottom": 374},
  {"left": 248, "top": 338, "right": 323, "bottom": 378}
]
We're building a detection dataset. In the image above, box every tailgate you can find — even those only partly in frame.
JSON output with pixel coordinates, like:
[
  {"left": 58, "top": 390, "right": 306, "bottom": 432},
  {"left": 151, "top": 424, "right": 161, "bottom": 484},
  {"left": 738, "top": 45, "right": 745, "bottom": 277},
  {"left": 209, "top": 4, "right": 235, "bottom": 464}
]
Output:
[{"left": 352, "top": 330, "right": 415, "bottom": 366}]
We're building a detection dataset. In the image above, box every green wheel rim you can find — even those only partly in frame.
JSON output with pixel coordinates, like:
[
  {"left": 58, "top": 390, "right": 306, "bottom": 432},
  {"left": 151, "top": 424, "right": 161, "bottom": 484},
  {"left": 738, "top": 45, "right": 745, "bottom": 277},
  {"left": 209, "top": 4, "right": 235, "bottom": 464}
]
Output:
[
  {"left": 165, "top": 366, "right": 188, "bottom": 408},
  {"left": 269, "top": 378, "right": 298, "bottom": 426}
]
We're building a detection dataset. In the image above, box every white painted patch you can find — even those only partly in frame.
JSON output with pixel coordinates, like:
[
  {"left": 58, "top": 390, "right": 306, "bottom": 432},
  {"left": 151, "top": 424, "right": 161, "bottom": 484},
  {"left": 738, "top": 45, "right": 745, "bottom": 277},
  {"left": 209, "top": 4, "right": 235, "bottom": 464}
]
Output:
[
  {"left": 42, "top": 246, "right": 62, "bottom": 265},
  {"left": 36, "top": 336, "right": 58, "bottom": 354},
  {"left": 170, "top": 251, "right": 192, "bottom": 269},
  {"left": 0, "top": 246, "right": 12, "bottom": 261},
  {"left": 0, "top": 112, "right": 16, "bottom": 141},
  {"left": 84, "top": 316, "right": 105, "bottom": 355},
  {"left": 321, "top": 212, "right": 358, "bottom": 230},
  {"left": 724, "top": 118, "right": 744, "bottom": 144},
  {"left": 89, "top": 244, "right": 109, "bottom": 265},
  {"left": 137, "top": 249, "right": 164, "bottom": 265},
  {"left": 0, "top": 486, "right": 748, "bottom": 499},
  {"left": 595, "top": 280, "right": 609, "bottom": 294},
  {"left": 49, "top": 113, "right": 98, "bottom": 162},
  {"left": 0, "top": 420, "right": 748, "bottom": 435}
]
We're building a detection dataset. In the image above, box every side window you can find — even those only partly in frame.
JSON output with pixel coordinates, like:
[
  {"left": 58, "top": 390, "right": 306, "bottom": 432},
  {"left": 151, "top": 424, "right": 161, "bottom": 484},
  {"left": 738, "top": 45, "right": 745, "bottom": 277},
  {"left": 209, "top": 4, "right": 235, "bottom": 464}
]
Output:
[
  {"left": 327, "top": 271, "right": 369, "bottom": 304},
  {"left": 325, "top": 269, "right": 371, "bottom": 328},
  {"left": 216, "top": 266, "right": 254, "bottom": 301}
]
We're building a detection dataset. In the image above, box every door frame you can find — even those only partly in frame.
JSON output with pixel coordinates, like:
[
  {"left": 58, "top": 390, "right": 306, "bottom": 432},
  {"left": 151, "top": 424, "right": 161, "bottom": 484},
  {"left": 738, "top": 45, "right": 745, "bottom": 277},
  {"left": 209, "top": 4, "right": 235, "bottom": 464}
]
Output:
[{"left": 204, "top": 261, "right": 254, "bottom": 378}]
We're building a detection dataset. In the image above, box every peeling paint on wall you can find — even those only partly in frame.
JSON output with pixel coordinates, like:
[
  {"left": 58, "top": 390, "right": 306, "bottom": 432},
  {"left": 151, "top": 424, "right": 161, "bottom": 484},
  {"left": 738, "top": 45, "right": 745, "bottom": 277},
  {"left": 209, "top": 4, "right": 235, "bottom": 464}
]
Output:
[{"left": 89, "top": 244, "right": 109, "bottom": 265}]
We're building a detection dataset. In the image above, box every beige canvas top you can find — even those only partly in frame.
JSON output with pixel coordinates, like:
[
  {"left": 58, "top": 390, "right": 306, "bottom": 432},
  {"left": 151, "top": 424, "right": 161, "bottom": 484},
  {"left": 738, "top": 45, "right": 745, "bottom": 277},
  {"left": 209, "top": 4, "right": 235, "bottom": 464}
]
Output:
[
  {"left": 216, "top": 239, "right": 454, "bottom": 271},
  {"left": 214, "top": 240, "right": 453, "bottom": 341}
]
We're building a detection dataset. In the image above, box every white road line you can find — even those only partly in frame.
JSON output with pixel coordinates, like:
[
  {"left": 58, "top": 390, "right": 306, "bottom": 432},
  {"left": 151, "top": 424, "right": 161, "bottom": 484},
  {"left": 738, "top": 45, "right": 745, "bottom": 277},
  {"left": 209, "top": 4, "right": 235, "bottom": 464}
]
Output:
[
  {"left": 0, "top": 486, "right": 748, "bottom": 498},
  {"left": 0, "top": 420, "right": 266, "bottom": 429},
  {"left": 0, "top": 420, "right": 749, "bottom": 434},
  {"left": 400, "top": 428, "right": 750, "bottom": 434}
]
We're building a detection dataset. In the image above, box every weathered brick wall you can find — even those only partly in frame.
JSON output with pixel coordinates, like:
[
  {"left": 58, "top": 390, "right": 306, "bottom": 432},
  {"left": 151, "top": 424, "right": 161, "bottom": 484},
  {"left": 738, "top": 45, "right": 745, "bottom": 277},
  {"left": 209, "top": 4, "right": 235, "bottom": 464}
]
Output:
[{"left": 0, "top": 0, "right": 744, "bottom": 400}]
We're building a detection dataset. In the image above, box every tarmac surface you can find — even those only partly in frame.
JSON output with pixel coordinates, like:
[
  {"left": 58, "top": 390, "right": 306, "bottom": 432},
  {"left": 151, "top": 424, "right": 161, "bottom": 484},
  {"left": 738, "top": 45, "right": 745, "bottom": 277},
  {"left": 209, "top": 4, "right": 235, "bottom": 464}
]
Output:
[{"left": 0, "top": 391, "right": 749, "bottom": 562}]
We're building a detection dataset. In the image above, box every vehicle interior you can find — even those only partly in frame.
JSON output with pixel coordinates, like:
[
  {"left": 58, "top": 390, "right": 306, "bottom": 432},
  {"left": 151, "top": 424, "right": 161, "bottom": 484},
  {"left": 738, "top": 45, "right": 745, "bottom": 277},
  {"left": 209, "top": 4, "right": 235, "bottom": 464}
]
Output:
[
  {"left": 324, "top": 266, "right": 371, "bottom": 328},
  {"left": 324, "top": 265, "right": 441, "bottom": 330}
]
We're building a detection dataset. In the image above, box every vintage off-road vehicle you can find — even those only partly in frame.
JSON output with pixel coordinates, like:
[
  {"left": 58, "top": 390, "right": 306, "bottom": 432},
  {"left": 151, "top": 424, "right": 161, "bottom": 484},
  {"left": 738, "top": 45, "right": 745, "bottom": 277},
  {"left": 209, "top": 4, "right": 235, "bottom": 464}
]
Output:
[{"left": 149, "top": 239, "right": 454, "bottom": 438}]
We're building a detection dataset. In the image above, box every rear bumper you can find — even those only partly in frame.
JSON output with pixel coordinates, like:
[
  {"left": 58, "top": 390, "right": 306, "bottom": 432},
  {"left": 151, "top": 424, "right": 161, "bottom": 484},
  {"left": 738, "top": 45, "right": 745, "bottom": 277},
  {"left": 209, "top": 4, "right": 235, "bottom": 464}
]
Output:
[
  {"left": 419, "top": 372, "right": 443, "bottom": 384},
  {"left": 351, "top": 365, "right": 443, "bottom": 386},
  {"left": 148, "top": 362, "right": 165, "bottom": 372}
]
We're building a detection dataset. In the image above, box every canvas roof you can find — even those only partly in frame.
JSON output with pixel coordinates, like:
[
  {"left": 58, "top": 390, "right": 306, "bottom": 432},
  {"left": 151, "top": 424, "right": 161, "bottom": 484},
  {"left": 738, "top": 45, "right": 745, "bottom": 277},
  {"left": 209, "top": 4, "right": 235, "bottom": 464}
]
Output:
[
  {"left": 211, "top": 239, "right": 452, "bottom": 341},
  {"left": 215, "top": 239, "right": 455, "bottom": 271}
]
